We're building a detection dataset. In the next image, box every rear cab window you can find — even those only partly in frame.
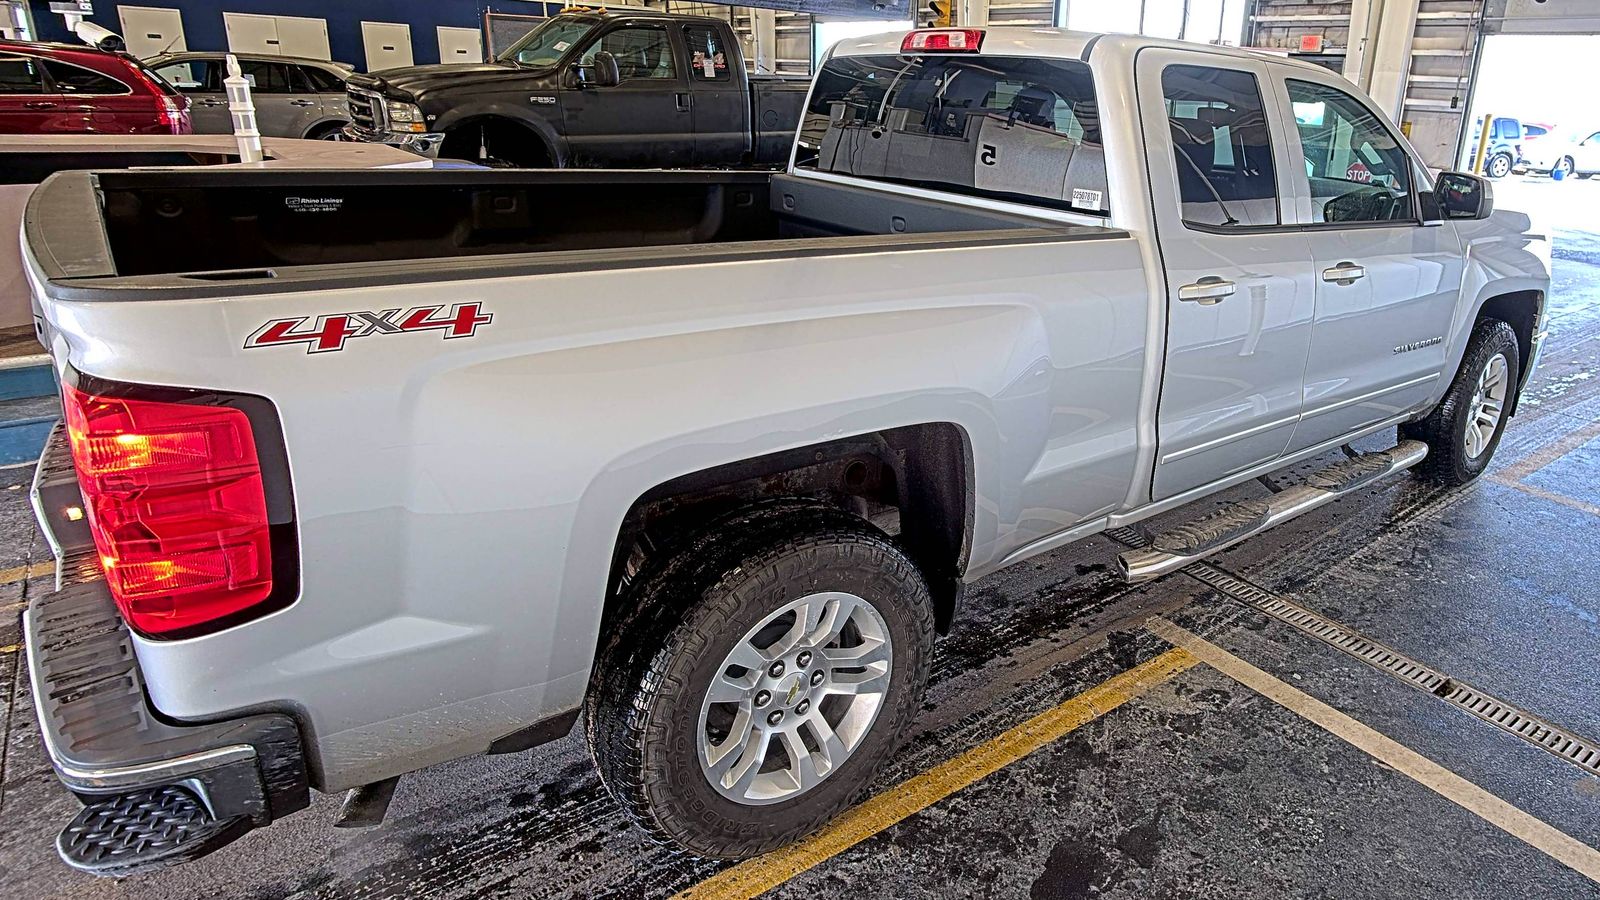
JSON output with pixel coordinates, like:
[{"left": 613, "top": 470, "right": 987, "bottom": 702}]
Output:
[{"left": 795, "top": 53, "right": 1108, "bottom": 216}]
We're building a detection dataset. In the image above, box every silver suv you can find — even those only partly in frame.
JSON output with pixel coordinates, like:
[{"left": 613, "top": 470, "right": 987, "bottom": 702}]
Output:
[{"left": 147, "top": 52, "right": 352, "bottom": 140}]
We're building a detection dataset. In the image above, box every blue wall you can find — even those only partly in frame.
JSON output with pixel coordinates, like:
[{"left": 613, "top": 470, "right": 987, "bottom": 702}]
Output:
[{"left": 29, "top": 1, "right": 566, "bottom": 68}]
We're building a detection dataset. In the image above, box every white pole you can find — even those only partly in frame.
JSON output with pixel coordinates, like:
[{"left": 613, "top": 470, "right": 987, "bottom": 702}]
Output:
[{"left": 223, "top": 54, "right": 264, "bottom": 163}]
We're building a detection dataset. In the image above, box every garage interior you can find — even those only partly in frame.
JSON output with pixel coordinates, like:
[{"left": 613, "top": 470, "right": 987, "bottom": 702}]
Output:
[{"left": 1, "top": 0, "right": 1599, "bottom": 898}]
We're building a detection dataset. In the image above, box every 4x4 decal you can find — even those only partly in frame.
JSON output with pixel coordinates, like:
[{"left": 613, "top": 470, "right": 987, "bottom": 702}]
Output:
[{"left": 245, "top": 303, "right": 493, "bottom": 354}]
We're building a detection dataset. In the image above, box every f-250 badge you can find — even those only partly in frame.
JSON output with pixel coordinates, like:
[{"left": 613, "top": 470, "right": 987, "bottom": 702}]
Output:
[{"left": 245, "top": 303, "right": 493, "bottom": 354}]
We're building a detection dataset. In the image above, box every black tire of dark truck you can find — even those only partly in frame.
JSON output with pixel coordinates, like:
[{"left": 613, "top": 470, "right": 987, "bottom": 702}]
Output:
[
  {"left": 1403, "top": 318, "right": 1522, "bottom": 486},
  {"left": 585, "top": 502, "right": 935, "bottom": 858}
]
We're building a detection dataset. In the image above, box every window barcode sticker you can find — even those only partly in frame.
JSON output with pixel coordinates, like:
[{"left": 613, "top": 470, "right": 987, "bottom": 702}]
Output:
[{"left": 1070, "top": 188, "right": 1103, "bottom": 210}]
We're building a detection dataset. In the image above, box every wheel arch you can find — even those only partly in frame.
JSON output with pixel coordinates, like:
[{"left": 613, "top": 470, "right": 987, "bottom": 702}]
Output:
[
  {"left": 599, "top": 423, "right": 975, "bottom": 647},
  {"left": 1474, "top": 288, "right": 1543, "bottom": 414},
  {"left": 434, "top": 107, "right": 565, "bottom": 166}
]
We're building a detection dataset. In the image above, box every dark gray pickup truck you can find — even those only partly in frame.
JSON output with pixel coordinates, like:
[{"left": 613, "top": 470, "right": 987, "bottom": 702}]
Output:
[{"left": 343, "top": 9, "right": 808, "bottom": 168}]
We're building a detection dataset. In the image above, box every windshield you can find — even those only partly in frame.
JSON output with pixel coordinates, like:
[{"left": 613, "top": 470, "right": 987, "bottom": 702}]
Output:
[
  {"left": 796, "top": 54, "right": 1109, "bottom": 216},
  {"left": 497, "top": 16, "right": 598, "bottom": 67}
]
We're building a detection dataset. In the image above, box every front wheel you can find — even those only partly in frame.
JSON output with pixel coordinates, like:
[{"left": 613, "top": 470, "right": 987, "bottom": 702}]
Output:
[
  {"left": 1555, "top": 157, "right": 1576, "bottom": 179},
  {"left": 587, "top": 505, "right": 935, "bottom": 858},
  {"left": 1402, "top": 319, "right": 1520, "bottom": 486}
]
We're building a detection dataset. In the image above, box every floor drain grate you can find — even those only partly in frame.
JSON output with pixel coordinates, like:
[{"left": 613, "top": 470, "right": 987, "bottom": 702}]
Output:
[{"left": 1105, "top": 526, "right": 1600, "bottom": 777}]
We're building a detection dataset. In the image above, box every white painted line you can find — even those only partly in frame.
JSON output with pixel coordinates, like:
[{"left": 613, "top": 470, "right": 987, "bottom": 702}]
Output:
[{"left": 1148, "top": 618, "right": 1600, "bottom": 885}]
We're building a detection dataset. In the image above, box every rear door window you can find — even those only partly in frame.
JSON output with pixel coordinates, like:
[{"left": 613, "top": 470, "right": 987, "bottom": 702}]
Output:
[
  {"left": 153, "top": 59, "right": 216, "bottom": 91},
  {"left": 1160, "top": 64, "right": 1279, "bottom": 227},
  {"left": 0, "top": 56, "right": 47, "bottom": 94},
  {"left": 797, "top": 54, "right": 1107, "bottom": 215},
  {"left": 42, "top": 61, "right": 130, "bottom": 95},
  {"left": 240, "top": 60, "right": 294, "bottom": 93},
  {"left": 682, "top": 25, "right": 730, "bottom": 81}
]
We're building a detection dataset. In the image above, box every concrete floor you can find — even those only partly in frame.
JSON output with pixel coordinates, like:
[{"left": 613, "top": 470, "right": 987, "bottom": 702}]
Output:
[{"left": 4, "top": 175, "right": 1600, "bottom": 898}]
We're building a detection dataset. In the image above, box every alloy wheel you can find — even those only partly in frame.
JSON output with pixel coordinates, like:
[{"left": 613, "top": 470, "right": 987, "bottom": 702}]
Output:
[
  {"left": 1464, "top": 352, "right": 1509, "bottom": 460},
  {"left": 697, "top": 591, "right": 892, "bottom": 805}
]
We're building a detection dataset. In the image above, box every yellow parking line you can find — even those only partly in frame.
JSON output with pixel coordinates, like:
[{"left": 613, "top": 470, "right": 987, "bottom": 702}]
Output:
[
  {"left": 0, "top": 560, "right": 53, "bottom": 587},
  {"left": 1493, "top": 477, "right": 1600, "bottom": 518},
  {"left": 1148, "top": 618, "right": 1600, "bottom": 885},
  {"left": 1499, "top": 419, "right": 1600, "bottom": 483},
  {"left": 0, "top": 643, "right": 20, "bottom": 654},
  {"left": 675, "top": 647, "right": 1199, "bottom": 900}
]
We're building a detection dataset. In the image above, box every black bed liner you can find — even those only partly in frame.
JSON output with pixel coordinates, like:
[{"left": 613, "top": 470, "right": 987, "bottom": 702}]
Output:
[{"left": 25, "top": 168, "right": 1127, "bottom": 302}]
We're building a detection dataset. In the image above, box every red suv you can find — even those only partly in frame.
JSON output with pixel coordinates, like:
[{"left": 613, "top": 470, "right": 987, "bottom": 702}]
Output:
[{"left": 0, "top": 40, "right": 190, "bottom": 135}]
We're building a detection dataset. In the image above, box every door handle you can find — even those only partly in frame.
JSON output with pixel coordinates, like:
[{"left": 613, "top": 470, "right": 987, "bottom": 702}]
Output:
[
  {"left": 1322, "top": 261, "right": 1366, "bottom": 285},
  {"left": 288, "top": 99, "right": 316, "bottom": 107},
  {"left": 198, "top": 98, "right": 226, "bottom": 106},
  {"left": 23, "top": 101, "right": 56, "bottom": 110},
  {"left": 675, "top": 91, "right": 691, "bottom": 112},
  {"left": 1178, "top": 276, "right": 1236, "bottom": 305}
]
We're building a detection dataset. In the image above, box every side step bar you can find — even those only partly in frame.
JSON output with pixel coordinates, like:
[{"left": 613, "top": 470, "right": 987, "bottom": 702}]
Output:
[{"left": 1118, "top": 440, "right": 1428, "bottom": 582}]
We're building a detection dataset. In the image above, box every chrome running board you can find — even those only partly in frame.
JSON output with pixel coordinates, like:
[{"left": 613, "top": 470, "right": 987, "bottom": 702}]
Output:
[{"left": 1117, "top": 440, "right": 1429, "bottom": 582}]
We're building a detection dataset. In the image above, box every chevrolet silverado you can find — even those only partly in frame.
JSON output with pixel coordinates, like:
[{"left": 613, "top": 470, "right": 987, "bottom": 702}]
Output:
[{"left": 20, "top": 27, "right": 1548, "bottom": 875}]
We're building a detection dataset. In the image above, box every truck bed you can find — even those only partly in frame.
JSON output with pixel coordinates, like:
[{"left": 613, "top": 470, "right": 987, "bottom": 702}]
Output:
[{"left": 25, "top": 169, "right": 1121, "bottom": 300}]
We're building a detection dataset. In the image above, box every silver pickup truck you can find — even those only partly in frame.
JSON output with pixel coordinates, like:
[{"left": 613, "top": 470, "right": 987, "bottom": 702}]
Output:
[{"left": 19, "top": 28, "right": 1549, "bottom": 875}]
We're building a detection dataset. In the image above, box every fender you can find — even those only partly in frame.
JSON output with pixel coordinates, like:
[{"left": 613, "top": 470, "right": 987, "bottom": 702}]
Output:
[
  {"left": 431, "top": 102, "right": 568, "bottom": 166},
  {"left": 1433, "top": 210, "right": 1553, "bottom": 415}
]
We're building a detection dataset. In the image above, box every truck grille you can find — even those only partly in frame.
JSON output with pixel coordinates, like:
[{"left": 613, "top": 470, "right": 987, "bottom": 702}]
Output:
[{"left": 346, "top": 86, "right": 386, "bottom": 133}]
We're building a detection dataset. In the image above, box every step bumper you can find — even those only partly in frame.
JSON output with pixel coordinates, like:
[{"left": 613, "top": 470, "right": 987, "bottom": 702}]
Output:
[{"left": 23, "top": 569, "right": 310, "bottom": 875}]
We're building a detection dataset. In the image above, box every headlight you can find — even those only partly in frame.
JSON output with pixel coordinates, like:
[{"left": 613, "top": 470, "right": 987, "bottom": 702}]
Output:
[{"left": 385, "top": 100, "right": 427, "bottom": 133}]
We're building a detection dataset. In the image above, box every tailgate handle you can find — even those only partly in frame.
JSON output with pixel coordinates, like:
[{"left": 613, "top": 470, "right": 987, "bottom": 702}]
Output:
[
  {"left": 1178, "top": 276, "right": 1236, "bottom": 305},
  {"left": 1322, "top": 262, "right": 1367, "bottom": 285}
]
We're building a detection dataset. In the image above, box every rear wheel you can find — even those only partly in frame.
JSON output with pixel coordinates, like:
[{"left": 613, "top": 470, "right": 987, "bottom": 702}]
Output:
[
  {"left": 1487, "top": 152, "right": 1513, "bottom": 179},
  {"left": 1402, "top": 319, "right": 1520, "bottom": 486},
  {"left": 587, "top": 504, "right": 935, "bottom": 858}
]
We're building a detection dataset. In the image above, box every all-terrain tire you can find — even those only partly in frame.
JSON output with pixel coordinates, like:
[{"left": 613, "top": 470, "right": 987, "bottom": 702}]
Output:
[
  {"left": 585, "top": 502, "right": 935, "bottom": 859},
  {"left": 1402, "top": 318, "right": 1521, "bottom": 486}
]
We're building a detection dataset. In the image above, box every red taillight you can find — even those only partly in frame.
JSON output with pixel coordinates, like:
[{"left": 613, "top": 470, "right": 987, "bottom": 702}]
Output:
[
  {"left": 901, "top": 29, "right": 985, "bottom": 54},
  {"left": 62, "top": 382, "right": 275, "bottom": 637}
]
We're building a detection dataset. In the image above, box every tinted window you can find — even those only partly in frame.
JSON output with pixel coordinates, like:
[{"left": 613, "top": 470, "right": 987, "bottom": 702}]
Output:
[
  {"left": 300, "top": 65, "right": 345, "bottom": 92},
  {"left": 240, "top": 60, "right": 294, "bottom": 94},
  {"left": 154, "top": 60, "right": 213, "bottom": 90},
  {"left": 1161, "top": 65, "right": 1278, "bottom": 227},
  {"left": 683, "top": 25, "right": 729, "bottom": 82},
  {"left": 580, "top": 26, "right": 676, "bottom": 80},
  {"left": 0, "top": 56, "right": 45, "bottom": 94},
  {"left": 797, "top": 54, "right": 1108, "bottom": 215},
  {"left": 43, "top": 60, "right": 129, "bottom": 95},
  {"left": 1288, "top": 79, "right": 1412, "bottom": 224}
]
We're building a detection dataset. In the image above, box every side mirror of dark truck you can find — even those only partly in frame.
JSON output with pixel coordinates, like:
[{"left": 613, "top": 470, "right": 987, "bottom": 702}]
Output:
[
  {"left": 575, "top": 51, "right": 620, "bottom": 89},
  {"left": 1423, "top": 171, "right": 1494, "bottom": 222}
]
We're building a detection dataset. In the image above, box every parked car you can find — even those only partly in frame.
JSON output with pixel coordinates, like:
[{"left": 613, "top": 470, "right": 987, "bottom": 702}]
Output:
[
  {"left": 1517, "top": 127, "right": 1600, "bottom": 179},
  {"left": 147, "top": 52, "right": 352, "bottom": 140},
  {"left": 343, "top": 9, "right": 808, "bottom": 167},
  {"left": 21, "top": 27, "right": 1547, "bottom": 877},
  {"left": 0, "top": 39, "right": 188, "bottom": 134},
  {"left": 1469, "top": 115, "right": 1522, "bottom": 178}
]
